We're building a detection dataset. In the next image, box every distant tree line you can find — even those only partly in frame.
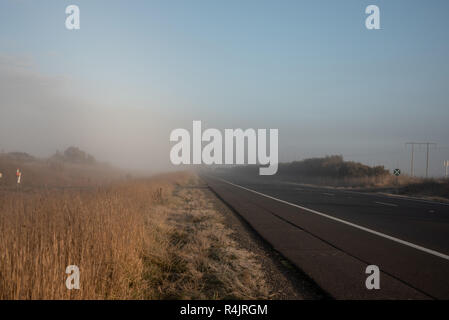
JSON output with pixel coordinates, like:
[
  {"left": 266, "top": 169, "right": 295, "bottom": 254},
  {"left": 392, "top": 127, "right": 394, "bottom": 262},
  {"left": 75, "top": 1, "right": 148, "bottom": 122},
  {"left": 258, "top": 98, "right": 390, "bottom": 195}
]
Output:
[
  {"left": 228, "top": 155, "right": 389, "bottom": 178},
  {"left": 51, "top": 146, "right": 96, "bottom": 164},
  {"left": 0, "top": 146, "right": 96, "bottom": 165},
  {"left": 279, "top": 155, "right": 388, "bottom": 178}
]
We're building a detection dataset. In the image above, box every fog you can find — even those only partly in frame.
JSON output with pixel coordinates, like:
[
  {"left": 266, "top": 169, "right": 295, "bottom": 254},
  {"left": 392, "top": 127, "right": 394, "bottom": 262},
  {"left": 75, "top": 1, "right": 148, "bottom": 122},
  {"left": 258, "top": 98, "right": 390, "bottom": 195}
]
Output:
[
  {"left": 1, "top": 1, "right": 449, "bottom": 177},
  {"left": 0, "top": 55, "right": 179, "bottom": 173},
  {"left": 1, "top": 54, "right": 449, "bottom": 177}
]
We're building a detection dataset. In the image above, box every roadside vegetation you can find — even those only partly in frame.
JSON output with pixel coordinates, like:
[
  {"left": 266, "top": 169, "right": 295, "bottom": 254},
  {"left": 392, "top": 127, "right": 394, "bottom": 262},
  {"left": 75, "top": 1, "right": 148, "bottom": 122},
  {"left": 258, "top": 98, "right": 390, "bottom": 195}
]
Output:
[
  {"left": 230, "top": 155, "right": 391, "bottom": 186},
  {"left": 396, "top": 179, "right": 449, "bottom": 201},
  {"left": 281, "top": 155, "right": 388, "bottom": 179},
  {"left": 227, "top": 155, "right": 449, "bottom": 200},
  {"left": 0, "top": 153, "right": 270, "bottom": 299},
  {"left": 0, "top": 148, "right": 124, "bottom": 188}
]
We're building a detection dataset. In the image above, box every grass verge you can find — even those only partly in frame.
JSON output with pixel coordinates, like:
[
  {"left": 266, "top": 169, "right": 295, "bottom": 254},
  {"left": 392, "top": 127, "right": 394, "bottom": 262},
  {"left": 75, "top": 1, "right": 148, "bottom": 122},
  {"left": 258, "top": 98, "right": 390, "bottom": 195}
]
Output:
[{"left": 0, "top": 172, "right": 270, "bottom": 299}]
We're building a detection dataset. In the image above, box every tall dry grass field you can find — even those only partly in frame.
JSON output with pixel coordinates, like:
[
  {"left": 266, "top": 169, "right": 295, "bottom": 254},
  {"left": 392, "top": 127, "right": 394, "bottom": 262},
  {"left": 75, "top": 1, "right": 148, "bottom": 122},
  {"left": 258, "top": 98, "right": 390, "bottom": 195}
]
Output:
[
  {"left": 0, "top": 172, "right": 191, "bottom": 299},
  {"left": 0, "top": 171, "right": 270, "bottom": 300}
]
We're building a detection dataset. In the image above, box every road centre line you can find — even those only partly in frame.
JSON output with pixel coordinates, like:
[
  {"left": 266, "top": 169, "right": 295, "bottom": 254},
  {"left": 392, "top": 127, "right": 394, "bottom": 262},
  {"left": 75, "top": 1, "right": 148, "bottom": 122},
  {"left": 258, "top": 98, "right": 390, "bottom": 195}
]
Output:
[
  {"left": 375, "top": 201, "right": 399, "bottom": 207},
  {"left": 211, "top": 176, "right": 449, "bottom": 262}
]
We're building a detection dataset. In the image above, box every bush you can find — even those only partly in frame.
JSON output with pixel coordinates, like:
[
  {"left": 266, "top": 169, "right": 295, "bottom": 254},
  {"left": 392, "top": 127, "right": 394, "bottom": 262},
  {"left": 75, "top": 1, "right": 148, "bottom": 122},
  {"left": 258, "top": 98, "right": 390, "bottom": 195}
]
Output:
[
  {"left": 281, "top": 155, "right": 388, "bottom": 178},
  {"left": 49, "top": 147, "right": 96, "bottom": 165},
  {"left": 63, "top": 146, "right": 95, "bottom": 164}
]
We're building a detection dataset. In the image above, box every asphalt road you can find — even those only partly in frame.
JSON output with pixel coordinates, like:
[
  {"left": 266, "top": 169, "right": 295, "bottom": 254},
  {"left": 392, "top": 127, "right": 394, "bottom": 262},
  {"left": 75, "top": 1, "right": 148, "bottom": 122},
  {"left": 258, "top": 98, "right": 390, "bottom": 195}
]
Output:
[{"left": 202, "top": 171, "right": 449, "bottom": 299}]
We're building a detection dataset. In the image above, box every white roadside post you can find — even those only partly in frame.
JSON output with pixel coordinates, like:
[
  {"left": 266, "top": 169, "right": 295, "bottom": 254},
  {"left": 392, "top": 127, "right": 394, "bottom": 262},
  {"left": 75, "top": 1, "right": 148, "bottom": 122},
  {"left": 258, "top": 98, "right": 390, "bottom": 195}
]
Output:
[{"left": 16, "top": 169, "right": 22, "bottom": 185}]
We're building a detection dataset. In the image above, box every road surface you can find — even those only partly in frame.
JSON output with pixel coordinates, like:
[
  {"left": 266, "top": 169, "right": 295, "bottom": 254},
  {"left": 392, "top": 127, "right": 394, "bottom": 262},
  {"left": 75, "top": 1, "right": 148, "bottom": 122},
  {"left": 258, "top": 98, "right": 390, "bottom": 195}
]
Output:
[{"left": 202, "top": 172, "right": 449, "bottom": 299}]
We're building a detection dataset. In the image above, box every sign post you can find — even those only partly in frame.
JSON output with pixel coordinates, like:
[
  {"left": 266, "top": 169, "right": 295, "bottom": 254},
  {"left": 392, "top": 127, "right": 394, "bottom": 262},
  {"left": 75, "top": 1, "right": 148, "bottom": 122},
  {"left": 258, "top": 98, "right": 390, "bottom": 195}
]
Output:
[{"left": 393, "top": 168, "right": 401, "bottom": 192}]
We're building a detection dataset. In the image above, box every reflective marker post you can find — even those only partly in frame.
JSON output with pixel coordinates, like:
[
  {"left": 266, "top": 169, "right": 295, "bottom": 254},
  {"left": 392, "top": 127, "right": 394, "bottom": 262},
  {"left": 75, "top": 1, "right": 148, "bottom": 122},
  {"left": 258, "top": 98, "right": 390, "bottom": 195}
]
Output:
[{"left": 16, "top": 169, "right": 22, "bottom": 191}]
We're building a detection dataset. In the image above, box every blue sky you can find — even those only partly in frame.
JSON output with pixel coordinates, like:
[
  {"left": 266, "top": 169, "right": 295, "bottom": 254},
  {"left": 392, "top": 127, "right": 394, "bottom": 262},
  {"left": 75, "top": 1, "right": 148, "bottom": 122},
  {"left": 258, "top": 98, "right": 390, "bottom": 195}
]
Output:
[{"left": 1, "top": 0, "right": 448, "bottom": 175}]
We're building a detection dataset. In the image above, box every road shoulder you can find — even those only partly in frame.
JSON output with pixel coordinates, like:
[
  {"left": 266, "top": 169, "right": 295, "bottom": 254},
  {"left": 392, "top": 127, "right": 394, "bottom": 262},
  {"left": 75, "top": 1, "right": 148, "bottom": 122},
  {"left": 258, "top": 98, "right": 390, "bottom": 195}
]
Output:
[{"left": 200, "top": 177, "right": 326, "bottom": 300}]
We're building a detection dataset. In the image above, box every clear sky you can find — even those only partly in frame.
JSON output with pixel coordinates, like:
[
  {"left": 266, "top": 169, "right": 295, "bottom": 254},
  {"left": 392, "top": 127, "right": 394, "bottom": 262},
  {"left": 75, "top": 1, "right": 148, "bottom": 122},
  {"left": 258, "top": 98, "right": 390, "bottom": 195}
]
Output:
[{"left": 1, "top": 0, "right": 448, "bottom": 175}]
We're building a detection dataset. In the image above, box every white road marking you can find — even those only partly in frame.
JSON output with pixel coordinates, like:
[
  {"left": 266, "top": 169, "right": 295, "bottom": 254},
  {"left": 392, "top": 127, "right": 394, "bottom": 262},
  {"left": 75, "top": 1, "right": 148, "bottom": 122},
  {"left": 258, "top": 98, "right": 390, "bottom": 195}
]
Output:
[
  {"left": 212, "top": 176, "right": 449, "bottom": 262},
  {"left": 322, "top": 193, "right": 335, "bottom": 196},
  {"left": 375, "top": 201, "right": 398, "bottom": 207},
  {"left": 282, "top": 181, "right": 449, "bottom": 206}
]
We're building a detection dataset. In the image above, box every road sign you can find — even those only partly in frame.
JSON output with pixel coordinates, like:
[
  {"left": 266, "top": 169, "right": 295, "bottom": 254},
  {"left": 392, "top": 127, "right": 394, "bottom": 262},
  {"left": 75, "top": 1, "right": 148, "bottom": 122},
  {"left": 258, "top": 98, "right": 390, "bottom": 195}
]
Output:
[{"left": 393, "top": 168, "right": 401, "bottom": 176}]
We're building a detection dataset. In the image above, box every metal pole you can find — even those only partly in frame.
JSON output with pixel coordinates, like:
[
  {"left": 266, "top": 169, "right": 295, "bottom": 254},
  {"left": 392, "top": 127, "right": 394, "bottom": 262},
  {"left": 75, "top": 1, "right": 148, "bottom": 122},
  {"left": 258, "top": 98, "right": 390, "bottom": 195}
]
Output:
[
  {"left": 426, "top": 143, "right": 429, "bottom": 178},
  {"left": 406, "top": 142, "right": 435, "bottom": 178},
  {"left": 444, "top": 160, "right": 449, "bottom": 178}
]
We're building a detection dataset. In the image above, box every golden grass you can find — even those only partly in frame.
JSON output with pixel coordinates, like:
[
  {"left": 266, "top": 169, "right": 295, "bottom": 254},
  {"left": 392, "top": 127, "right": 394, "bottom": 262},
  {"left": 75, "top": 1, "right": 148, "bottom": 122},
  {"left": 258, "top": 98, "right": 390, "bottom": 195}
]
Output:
[
  {"left": 143, "top": 177, "right": 270, "bottom": 299},
  {"left": 0, "top": 172, "right": 270, "bottom": 300},
  {"left": 0, "top": 156, "right": 125, "bottom": 188}
]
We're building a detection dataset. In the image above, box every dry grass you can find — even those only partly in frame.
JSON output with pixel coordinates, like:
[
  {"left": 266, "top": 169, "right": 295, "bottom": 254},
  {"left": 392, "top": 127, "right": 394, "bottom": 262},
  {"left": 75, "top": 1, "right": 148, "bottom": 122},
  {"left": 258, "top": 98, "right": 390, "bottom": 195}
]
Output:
[
  {"left": 0, "top": 156, "right": 125, "bottom": 188},
  {"left": 144, "top": 177, "right": 270, "bottom": 299},
  {"left": 0, "top": 171, "right": 270, "bottom": 300}
]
